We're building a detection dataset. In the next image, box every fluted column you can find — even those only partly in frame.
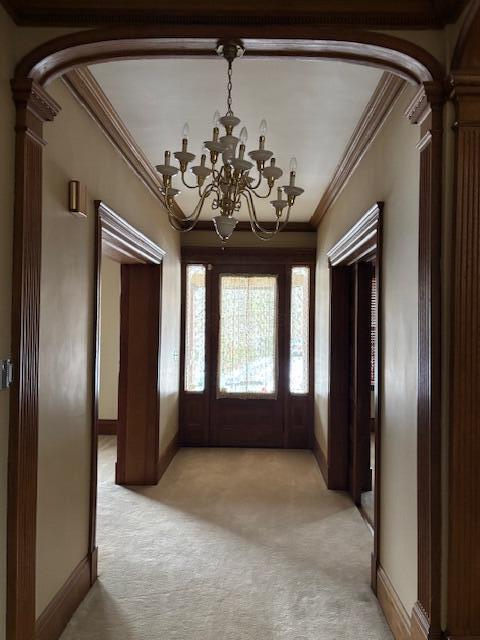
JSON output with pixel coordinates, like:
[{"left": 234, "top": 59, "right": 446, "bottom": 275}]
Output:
[
  {"left": 445, "top": 73, "right": 480, "bottom": 640},
  {"left": 8, "top": 78, "right": 60, "bottom": 640}
]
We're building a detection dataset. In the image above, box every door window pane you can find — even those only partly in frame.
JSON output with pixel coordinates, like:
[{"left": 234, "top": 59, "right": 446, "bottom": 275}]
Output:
[
  {"left": 184, "top": 264, "right": 206, "bottom": 392},
  {"left": 290, "top": 266, "right": 310, "bottom": 394},
  {"left": 218, "top": 275, "right": 277, "bottom": 396}
]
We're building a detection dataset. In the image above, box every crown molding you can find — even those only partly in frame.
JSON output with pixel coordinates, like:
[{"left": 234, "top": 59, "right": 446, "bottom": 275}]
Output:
[
  {"left": 310, "top": 72, "right": 405, "bottom": 228},
  {"left": 62, "top": 67, "right": 183, "bottom": 217},
  {"left": 0, "top": 0, "right": 469, "bottom": 27}
]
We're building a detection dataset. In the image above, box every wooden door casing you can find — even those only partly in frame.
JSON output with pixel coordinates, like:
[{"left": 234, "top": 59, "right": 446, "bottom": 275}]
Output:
[{"left": 179, "top": 247, "right": 316, "bottom": 449}]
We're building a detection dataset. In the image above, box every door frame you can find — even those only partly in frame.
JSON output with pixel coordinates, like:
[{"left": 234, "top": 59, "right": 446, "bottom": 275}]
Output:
[
  {"left": 326, "top": 202, "right": 383, "bottom": 589},
  {"left": 179, "top": 246, "right": 316, "bottom": 449},
  {"left": 91, "top": 201, "right": 165, "bottom": 572}
]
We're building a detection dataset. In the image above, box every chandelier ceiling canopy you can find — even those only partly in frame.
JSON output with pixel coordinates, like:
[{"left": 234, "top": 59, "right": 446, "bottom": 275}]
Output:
[{"left": 155, "top": 39, "right": 304, "bottom": 243}]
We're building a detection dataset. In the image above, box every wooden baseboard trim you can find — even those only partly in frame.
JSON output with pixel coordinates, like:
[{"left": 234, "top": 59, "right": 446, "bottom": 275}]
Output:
[
  {"left": 97, "top": 418, "right": 118, "bottom": 435},
  {"left": 410, "top": 601, "right": 441, "bottom": 640},
  {"left": 376, "top": 565, "right": 411, "bottom": 640},
  {"left": 312, "top": 435, "right": 329, "bottom": 486},
  {"left": 35, "top": 552, "right": 95, "bottom": 640},
  {"left": 157, "top": 432, "right": 179, "bottom": 483}
]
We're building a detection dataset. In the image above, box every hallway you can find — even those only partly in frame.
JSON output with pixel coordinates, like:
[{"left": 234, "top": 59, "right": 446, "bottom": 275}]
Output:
[{"left": 60, "top": 438, "right": 392, "bottom": 639}]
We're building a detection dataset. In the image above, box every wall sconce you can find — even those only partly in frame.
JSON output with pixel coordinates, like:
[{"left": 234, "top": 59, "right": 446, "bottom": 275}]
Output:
[{"left": 68, "top": 180, "right": 88, "bottom": 218}]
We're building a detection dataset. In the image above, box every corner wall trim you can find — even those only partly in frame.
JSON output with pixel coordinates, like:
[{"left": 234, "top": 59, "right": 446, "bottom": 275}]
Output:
[
  {"left": 310, "top": 73, "right": 404, "bottom": 228},
  {"left": 312, "top": 435, "right": 328, "bottom": 486},
  {"left": 376, "top": 565, "right": 411, "bottom": 640},
  {"left": 35, "top": 553, "right": 95, "bottom": 640},
  {"left": 157, "top": 432, "right": 179, "bottom": 483},
  {"left": 97, "top": 419, "right": 118, "bottom": 435}
]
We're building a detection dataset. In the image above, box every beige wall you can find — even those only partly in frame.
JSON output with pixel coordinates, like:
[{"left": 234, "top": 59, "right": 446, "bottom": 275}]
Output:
[
  {"left": 314, "top": 86, "right": 420, "bottom": 614},
  {"left": 99, "top": 257, "right": 121, "bottom": 420},
  {"left": 0, "top": 8, "right": 15, "bottom": 640},
  {"left": 36, "top": 79, "right": 181, "bottom": 616}
]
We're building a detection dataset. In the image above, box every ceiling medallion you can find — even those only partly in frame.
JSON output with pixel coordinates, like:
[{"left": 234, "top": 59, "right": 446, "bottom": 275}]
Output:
[{"left": 156, "top": 39, "right": 304, "bottom": 243}]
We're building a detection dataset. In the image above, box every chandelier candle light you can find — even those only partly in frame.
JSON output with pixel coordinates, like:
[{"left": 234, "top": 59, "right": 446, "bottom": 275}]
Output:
[{"left": 155, "top": 39, "right": 304, "bottom": 243}]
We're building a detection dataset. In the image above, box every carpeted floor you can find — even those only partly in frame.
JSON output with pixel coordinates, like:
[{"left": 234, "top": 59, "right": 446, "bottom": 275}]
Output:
[{"left": 60, "top": 436, "right": 392, "bottom": 640}]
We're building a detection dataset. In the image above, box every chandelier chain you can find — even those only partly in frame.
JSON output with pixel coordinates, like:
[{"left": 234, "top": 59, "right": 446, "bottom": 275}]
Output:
[{"left": 226, "top": 61, "right": 233, "bottom": 115}]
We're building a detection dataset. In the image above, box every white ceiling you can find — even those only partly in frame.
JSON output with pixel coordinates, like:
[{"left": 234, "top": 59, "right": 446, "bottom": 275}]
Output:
[{"left": 90, "top": 58, "right": 383, "bottom": 222}]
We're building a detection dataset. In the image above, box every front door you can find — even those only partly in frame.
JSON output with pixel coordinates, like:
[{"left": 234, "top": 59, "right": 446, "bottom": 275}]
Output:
[
  {"left": 210, "top": 265, "right": 285, "bottom": 447},
  {"left": 179, "top": 248, "right": 315, "bottom": 449}
]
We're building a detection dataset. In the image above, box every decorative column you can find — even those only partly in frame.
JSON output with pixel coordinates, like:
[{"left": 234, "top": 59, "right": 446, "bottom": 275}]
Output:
[
  {"left": 8, "top": 78, "right": 60, "bottom": 640},
  {"left": 445, "top": 73, "right": 480, "bottom": 640},
  {"left": 406, "top": 82, "right": 445, "bottom": 640}
]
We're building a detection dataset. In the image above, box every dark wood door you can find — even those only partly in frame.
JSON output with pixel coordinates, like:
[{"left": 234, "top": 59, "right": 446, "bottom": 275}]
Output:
[
  {"left": 209, "top": 264, "right": 286, "bottom": 447},
  {"left": 116, "top": 263, "right": 162, "bottom": 485}
]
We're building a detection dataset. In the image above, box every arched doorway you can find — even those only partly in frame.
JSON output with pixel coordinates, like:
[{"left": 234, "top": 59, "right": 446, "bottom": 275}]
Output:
[{"left": 8, "top": 25, "right": 445, "bottom": 640}]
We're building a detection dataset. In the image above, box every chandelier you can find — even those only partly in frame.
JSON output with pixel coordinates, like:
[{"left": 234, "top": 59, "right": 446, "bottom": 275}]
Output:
[{"left": 155, "top": 39, "right": 304, "bottom": 243}]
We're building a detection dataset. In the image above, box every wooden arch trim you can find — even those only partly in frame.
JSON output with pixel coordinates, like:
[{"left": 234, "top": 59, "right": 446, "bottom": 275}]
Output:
[
  {"left": 7, "top": 25, "right": 446, "bottom": 640},
  {"left": 14, "top": 26, "right": 444, "bottom": 87}
]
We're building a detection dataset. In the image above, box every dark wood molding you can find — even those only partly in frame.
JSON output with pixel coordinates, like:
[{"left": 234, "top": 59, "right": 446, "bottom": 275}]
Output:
[
  {"left": 181, "top": 246, "right": 316, "bottom": 265},
  {"left": 14, "top": 29, "right": 443, "bottom": 88},
  {"left": 327, "top": 202, "right": 382, "bottom": 265},
  {"left": 377, "top": 565, "right": 411, "bottom": 640},
  {"left": 63, "top": 68, "right": 184, "bottom": 218},
  {"left": 35, "top": 552, "right": 94, "bottom": 640},
  {"left": 192, "top": 220, "right": 316, "bottom": 232},
  {"left": 409, "top": 83, "right": 445, "bottom": 640},
  {"left": 450, "top": 0, "right": 480, "bottom": 71},
  {"left": 0, "top": 0, "right": 468, "bottom": 28},
  {"left": 312, "top": 435, "right": 328, "bottom": 486},
  {"left": 157, "top": 432, "right": 179, "bottom": 482},
  {"left": 97, "top": 200, "right": 166, "bottom": 264},
  {"left": 310, "top": 74, "right": 404, "bottom": 227},
  {"left": 445, "top": 73, "right": 480, "bottom": 639},
  {"left": 97, "top": 419, "right": 118, "bottom": 435},
  {"left": 7, "top": 79, "right": 60, "bottom": 640}
]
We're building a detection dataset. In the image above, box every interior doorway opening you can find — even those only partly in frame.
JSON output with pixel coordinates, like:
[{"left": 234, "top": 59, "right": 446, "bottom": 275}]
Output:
[
  {"left": 94, "top": 201, "right": 165, "bottom": 490},
  {"left": 326, "top": 203, "right": 382, "bottom": 586}
]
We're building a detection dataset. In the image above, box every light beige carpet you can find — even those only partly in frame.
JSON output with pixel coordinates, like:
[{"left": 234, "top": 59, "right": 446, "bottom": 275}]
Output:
[{"left": 60, "top": 437, "right": 392, "bottom": 640}]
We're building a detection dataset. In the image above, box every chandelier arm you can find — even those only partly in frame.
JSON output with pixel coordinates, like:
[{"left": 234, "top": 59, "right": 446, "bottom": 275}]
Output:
[
  {"left": 167, "top": 211, "right": 199, "bottom": 232},
  {"left": 164, "top": 199, "right": 201, "bottom": 223},
  {"left": 167, "top": 184, "right": 215, "bottom": 232},
  {"left": 242, "top": 194, "right": 277, "bottom": 242},
  {"left": 245, "top": 188, "right": 293, "bottom": 235},
  {"left": 181, "top": 172, "right": 199, "bottom": 190},
  {"left": 249, "top": 183, "right": 274, "bottom": 199},
  {"left": 249, "top": 170, "right": 263, "bottom": 191}
]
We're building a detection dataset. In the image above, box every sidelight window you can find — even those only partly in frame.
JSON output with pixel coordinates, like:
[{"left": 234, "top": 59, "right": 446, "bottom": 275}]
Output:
[
  {"left": 184, "top": 264, "right": 206, "bottom": 392},
  {"left": 218, "top": 275, "right": 278, "bottom": 396},
  {"left": 289, "top": 266, "right": 310, "bottom": 394}
]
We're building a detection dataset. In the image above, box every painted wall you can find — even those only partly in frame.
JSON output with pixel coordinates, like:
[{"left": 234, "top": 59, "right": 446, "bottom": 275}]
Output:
[
  {"left": 98, "top": 257, "right": 121, "bottom": 420},
  {"left": 36, "top": 79, "right": 181, "bottom": 616},
  {"left": 314, "top": 85, "right": 420, "bottom": 614},
  {"left": 0, "top": 9, "right": 15, "bottom": 640}
]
